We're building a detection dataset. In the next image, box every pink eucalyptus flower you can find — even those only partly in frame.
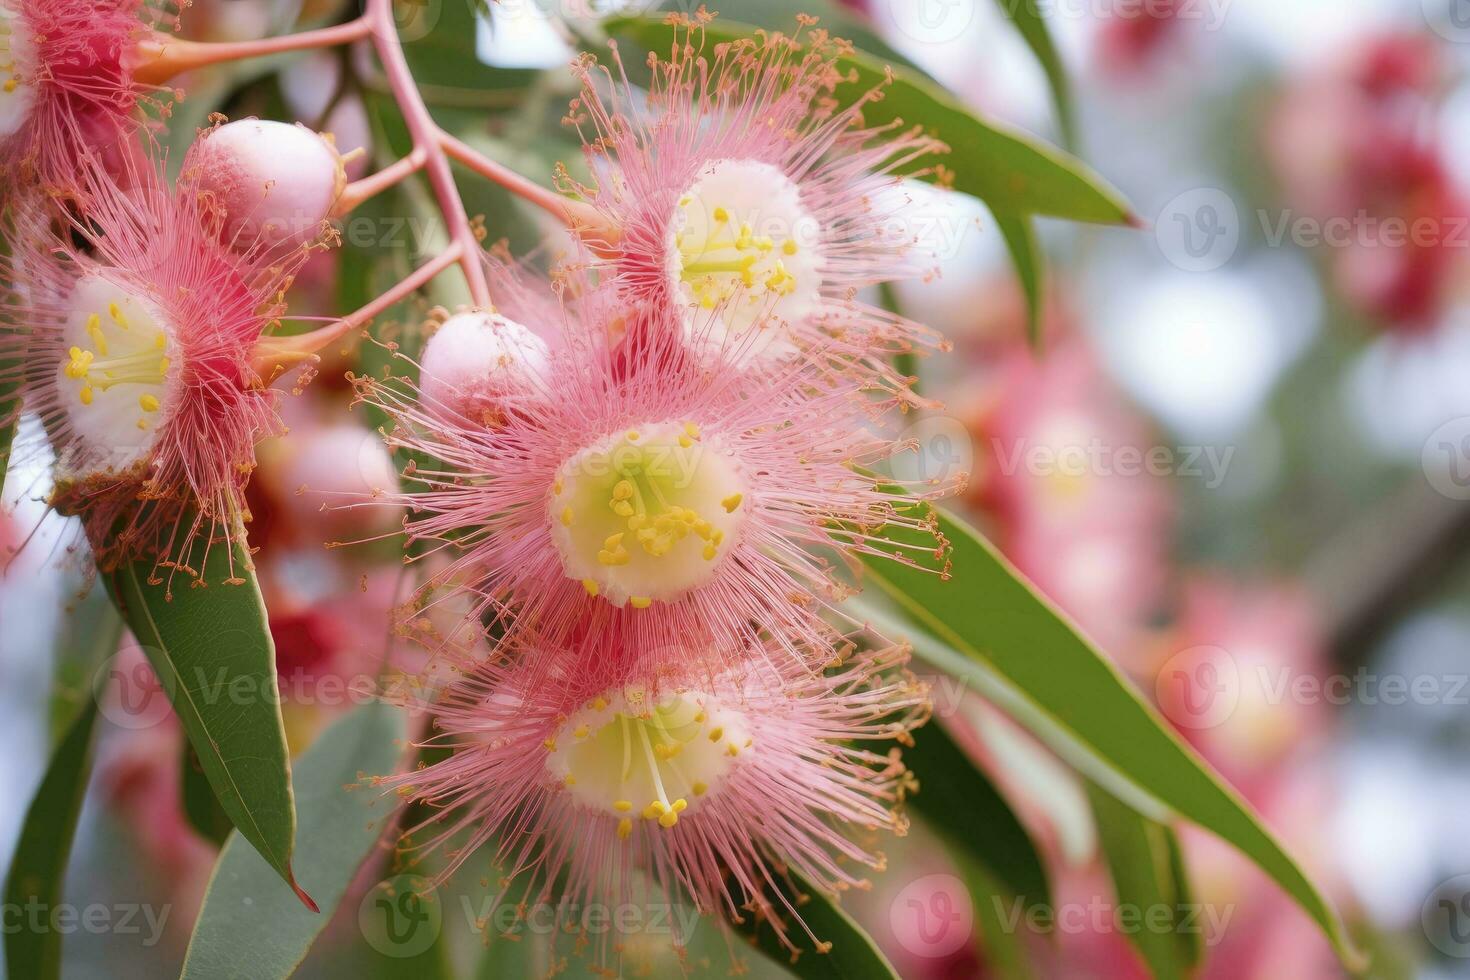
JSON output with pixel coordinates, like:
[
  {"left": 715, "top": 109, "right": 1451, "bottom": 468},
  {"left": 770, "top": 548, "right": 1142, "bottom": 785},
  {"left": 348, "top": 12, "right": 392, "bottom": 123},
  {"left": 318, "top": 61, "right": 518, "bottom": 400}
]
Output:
[
  {"left": 0, "top": 148, "right": 313, "bottom": 582},
  {"left": 387, "top": 639, "right": 928, "bottom": 962},
  {"left": 960, "top": 334, "right": 1172, "bottom": 658},
  {"left": 356, "top": 256, "right": 947, "bottom": 682},
  {"left": 0, "top": 0, "right": 175, "bottom": 190},
  {"left": 564, "top": 11, "right": 948, "bottom": 385}
]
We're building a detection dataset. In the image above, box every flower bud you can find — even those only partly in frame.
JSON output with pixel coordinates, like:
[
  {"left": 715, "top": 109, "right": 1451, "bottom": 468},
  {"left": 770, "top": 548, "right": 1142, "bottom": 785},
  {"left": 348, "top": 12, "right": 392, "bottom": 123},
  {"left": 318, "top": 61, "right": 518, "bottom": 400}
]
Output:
[
  {"left": 418, "top": 311, "right": 551, "bottom": 421},
  {"left": 187, "top": 119, "right": 345, "bottom": 250}
]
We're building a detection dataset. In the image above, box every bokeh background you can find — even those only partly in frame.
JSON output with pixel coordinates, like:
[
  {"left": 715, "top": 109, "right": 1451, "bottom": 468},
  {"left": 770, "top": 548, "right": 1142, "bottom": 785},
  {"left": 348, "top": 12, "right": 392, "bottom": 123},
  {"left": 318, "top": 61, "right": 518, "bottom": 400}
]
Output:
[{"left": 5, "top": 0, "right": 1470, "bottom": 976}]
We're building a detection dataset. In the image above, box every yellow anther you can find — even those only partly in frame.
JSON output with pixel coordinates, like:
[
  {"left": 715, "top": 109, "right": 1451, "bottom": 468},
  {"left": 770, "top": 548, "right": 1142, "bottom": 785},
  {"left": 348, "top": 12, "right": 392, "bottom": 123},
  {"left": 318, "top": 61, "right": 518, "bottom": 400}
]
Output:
[
  {"left": 136, "top": 419, "right": 148, "bottom": 431},
  {"left": 603, "top": 532, "right": 625, "bottom": 551},
  {"left": 783, "top": 239, "right": 799, "bottom": 256},
  {"left": 713, "top": 207, "right": 730, "bottom": 223},
  {"left": 582, "top": 578, "right": 599, "bottom": 597},
  {"left": 79, "top": 386, "right": 93, "bottom": 406},
  {"left": 708, "top": 727, "right": 723, "bottom": 742},
  {"left": 692, "top": 781, "right": 708, "bottom": 796},
  {"left": 629, "top": 596, "right": 652, "bottom": 609},
  {"left": 726, "top": 743, "right": 740, "bottom": 757},
  {"left": 671, "top": 799, "right": 687, "bottom": 813},
  {"left": 543, "top": 738, "right": 557, "bottom": 751},
  {"left": 614, "top": 800, "right": 632, "bottom": 812},
  {"left": 593, "top": 697, "right": 608, "bottom": 710},
  {"left": 108, "top": 302, "right": 125, "bottom": 325},
  {"left": 721, "top": 493, "right": 743, "bottom": 513},
  {"left": 613, "top": 480, "right": 634, "bottom": 501},
  {"left": 684, "top": 422, "right": 701, "bottom": 439},
  {"left": 617, "top": 818, "right": 633, "bottom": 840},
  {"left": 2, "top": 81, "right": 14, "bottom": 94},
  {"left": 679, "top": 435, "right": 693, "bottom": 449},
  {"left": 573, "top": 725, "right": 589, "bottom": 739},
  {"left": 658, "top": 809, "right": 679, "bottom": 829},
  {"left": 611, "top": 500, "right": 635, "bottom": 518},
  {"left": 560, "top": 506, "right": 574, "bottom": 526},
  {"left": 625, "top": 430, "right": 639, "bottom": 441},
  {"left": 563, "top": 774, "right": 576, "bottom": 786},
  {"left": 139, "top": 394, "right": 160, "bottom": 413},
  {"left": 702, "top": 544, "right": 718, "bottom": 561},
  {"left": 85, "top": 314, "right": 107, "bottom": 356},
  {"left": 627, "top": 513, "right": 649, "bottom": 531}
]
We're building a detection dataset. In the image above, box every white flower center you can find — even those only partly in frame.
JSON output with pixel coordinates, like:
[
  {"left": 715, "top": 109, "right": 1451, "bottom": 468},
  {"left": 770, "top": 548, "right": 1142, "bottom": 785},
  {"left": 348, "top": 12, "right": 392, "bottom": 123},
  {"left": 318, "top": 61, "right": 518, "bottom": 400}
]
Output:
[
  {"left": 667, "top": 159, "right": 823, "bottom": 364},
  {"left": 55, "top": 275, "right": 180, "bottom": 476},
  {"left": 548, "top": 421, "right": 747, "bottom": 608},
  {"left": 0, "top": 6, "right": 39, "bottom": 141},
  {"left": 544, "top": 686, "right": 752, "bottom": 838}
]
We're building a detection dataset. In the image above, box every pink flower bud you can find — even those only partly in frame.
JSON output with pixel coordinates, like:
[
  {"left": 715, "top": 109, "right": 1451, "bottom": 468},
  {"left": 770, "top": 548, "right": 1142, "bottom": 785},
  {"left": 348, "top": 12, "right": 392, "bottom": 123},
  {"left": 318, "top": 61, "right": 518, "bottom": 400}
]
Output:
[
  {"left": 418, "top": 311, "right": 550, "bottom": 420},
  {"left": 187, "top": 119, "right": 346, "bottom": 250}
]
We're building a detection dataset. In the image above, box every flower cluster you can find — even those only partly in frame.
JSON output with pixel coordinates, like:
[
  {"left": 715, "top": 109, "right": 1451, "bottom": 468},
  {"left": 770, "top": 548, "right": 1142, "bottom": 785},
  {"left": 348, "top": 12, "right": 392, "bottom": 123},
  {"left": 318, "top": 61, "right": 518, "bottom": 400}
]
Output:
[
  {"left": 0, "top": 2, "right": 346, "bottom": 585},
  {"left": 363, "top": 12, "right": 957, "bottom": 965}
]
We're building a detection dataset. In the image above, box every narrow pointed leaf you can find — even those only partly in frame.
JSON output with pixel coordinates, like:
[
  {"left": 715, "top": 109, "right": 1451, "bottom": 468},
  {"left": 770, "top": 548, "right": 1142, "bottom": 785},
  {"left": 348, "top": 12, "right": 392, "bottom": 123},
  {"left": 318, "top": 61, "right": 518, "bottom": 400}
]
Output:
[
  {"left": 1086, "top": 782, "right": 1197, "bottom": 980},
  {"left": 182, "top": 702, "right": 407, "bottom": 980},
  {"left": 604, "top": 16, "right": 1135, "bottom": 225},
  {"left": 965, "top": 857, "right": 1037, "bottom": 980},
  {"left": 990, "top": 0, "right": 1075, "bottom": 148},
  {"left": 858, "top": 506, "right": 1364, "bottom": 970},
  {"left": 103, "top": 533, "right": 304, "bottom": 906},
  {"left": 907, "top": 720, "right": 1050, "bottom": 912},
  {"left": 182, "top": 743, "right": 235, "bottom": 848},
  {"left": 744, "top": 871, "right": 900, "bottom": 979},
  {"left": 3, "top": 702, "right": 99, "bottom": 980},
  {"left": 993, "top": 212, "right": 1045, "bottom": 347}
]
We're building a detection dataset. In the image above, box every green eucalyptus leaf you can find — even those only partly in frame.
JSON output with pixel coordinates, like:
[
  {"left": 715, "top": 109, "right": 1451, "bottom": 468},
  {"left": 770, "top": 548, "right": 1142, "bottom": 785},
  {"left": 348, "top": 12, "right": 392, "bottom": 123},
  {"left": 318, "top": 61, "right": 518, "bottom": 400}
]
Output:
[
  {"left": 993, "top": 211, "right": 1045, "bottom": 347},
  {"left": 990, "top": 0, "right": 1076, "bottom": 148},
  {"left": 103, "top": 529, "right": 304, "bottom": 906},
  {"left": 857, "top": 506, "right": 1365, "bottom": 971},
  {"left": 743, "top": 872, "right": 900, "bottom": 980},
  {"left": 181, "top": 702, "right": 407, "bottom": 980},
  {"left": 1087, "top": 782, "right": 1198, "bottom": 980},
  {"left": 182, "top": 742, "right": 235, "bottom": 849},
  {"left": 907, "top": 720, "right": 1051, "bottom": 912},
  {"left": 2, "top": 702, "right": 100, "bottom": 980}
]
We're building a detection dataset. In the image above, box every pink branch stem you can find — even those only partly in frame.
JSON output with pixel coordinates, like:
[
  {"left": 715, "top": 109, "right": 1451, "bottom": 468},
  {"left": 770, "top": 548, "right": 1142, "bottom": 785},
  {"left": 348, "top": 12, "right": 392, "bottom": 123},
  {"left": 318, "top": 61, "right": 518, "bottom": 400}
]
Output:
[
  {"left": 253, "top": 244, "right": 464, "bottom": 377},
  {"left": 366, "top": 0, "right": 491, "bottom": 307},
  {"left": 437, "top": 131, "right": 608, "bottom": 235},
  {"left": 335, "top": 147, "right": 431, "bottom": 214},
  {"left": 132, "top": 18, "right": 374, "bottom": 85}
]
